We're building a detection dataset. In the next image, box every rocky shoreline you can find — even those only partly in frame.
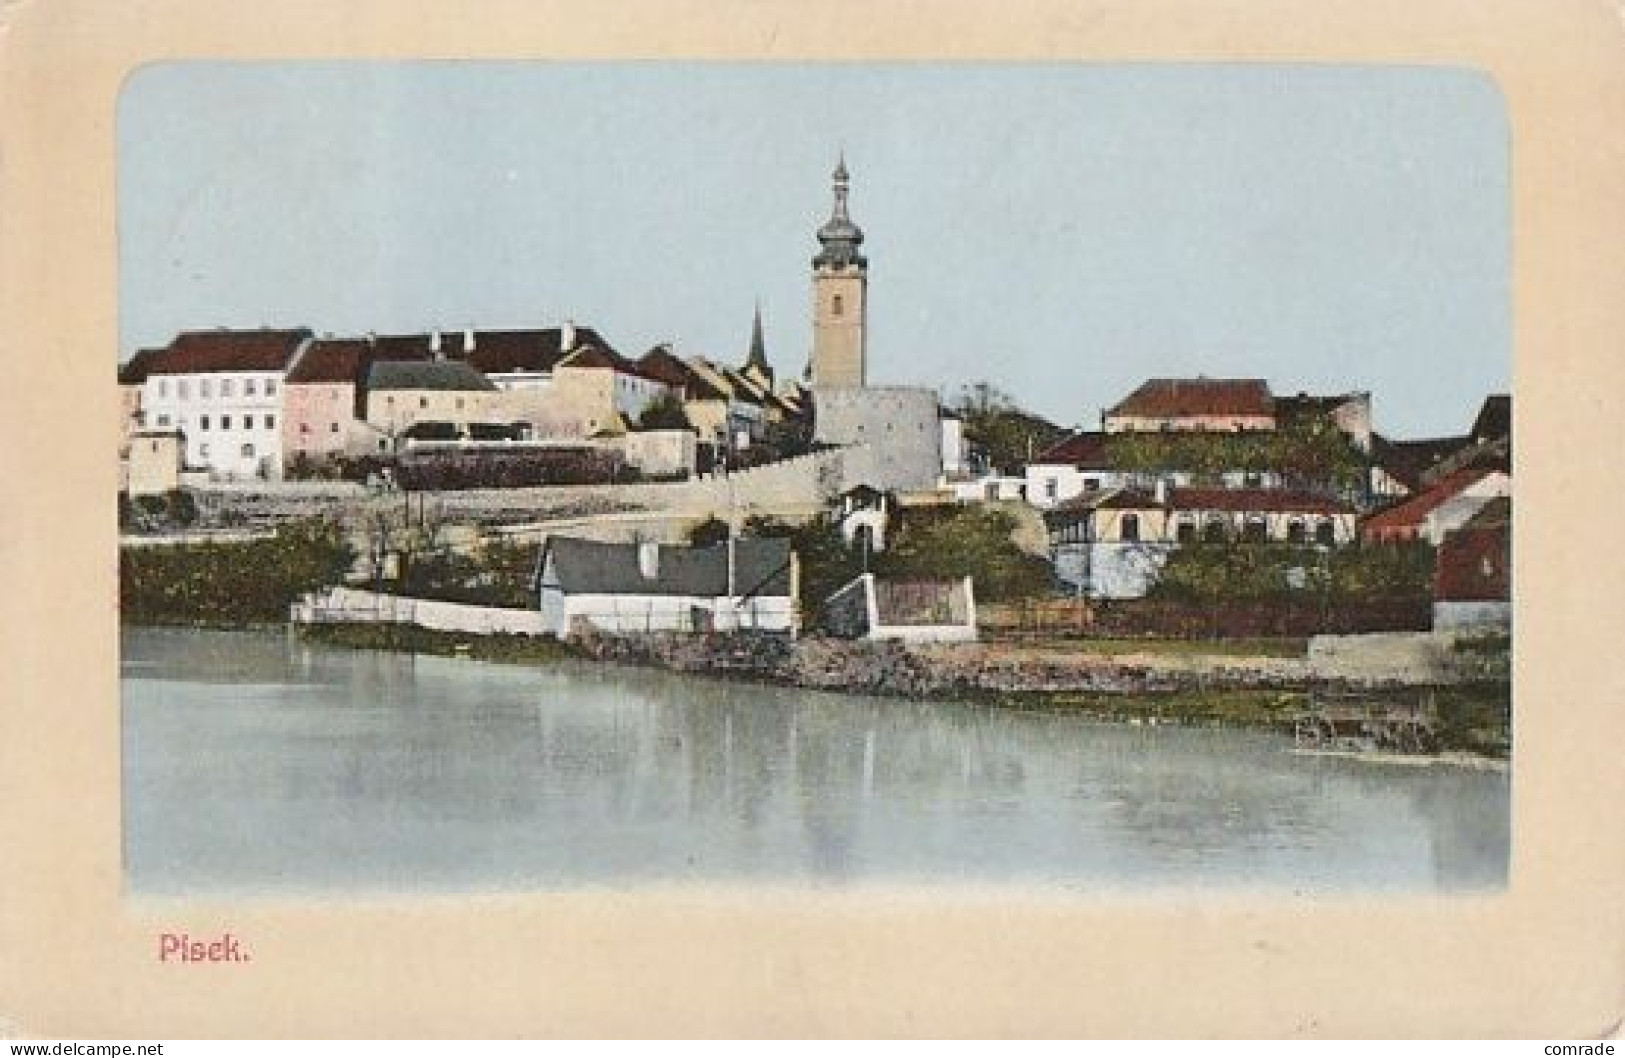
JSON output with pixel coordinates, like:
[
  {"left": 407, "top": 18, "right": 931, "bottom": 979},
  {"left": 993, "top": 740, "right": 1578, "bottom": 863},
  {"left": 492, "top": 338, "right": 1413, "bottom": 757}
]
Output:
[{"left": 290, "top": 623, "right": 1512, "bottom": 758}]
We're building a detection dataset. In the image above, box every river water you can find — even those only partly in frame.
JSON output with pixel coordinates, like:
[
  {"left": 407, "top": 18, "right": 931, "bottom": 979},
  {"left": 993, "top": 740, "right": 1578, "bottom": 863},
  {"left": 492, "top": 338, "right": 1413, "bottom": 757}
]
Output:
[{"left": 121, "top": 627, "right": 1509, "bottom": 895}]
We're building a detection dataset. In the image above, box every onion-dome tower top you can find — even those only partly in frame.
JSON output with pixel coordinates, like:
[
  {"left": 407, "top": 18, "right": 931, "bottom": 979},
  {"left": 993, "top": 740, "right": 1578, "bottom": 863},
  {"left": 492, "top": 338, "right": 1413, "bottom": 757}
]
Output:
[{"left": 813, "top": 153, "right": 867, "bottom": 269}]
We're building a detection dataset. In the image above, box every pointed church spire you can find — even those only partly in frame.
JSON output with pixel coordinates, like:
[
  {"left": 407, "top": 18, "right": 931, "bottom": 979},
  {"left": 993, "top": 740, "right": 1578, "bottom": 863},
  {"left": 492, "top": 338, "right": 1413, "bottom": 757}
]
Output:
[{"left": 747, "top": 301, "right": 768, "bottom": 371}]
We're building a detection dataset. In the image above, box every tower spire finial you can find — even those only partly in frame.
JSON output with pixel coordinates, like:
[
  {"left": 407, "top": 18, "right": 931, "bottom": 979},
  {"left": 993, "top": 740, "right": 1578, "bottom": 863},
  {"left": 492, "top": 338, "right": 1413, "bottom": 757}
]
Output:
[{"left": 814, "top": 152, "right": 865, "bottom": 270}]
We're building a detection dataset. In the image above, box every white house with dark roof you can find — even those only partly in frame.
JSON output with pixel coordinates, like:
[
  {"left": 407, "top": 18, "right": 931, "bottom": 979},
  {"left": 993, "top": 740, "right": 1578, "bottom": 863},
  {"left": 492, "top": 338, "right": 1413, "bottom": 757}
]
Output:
[{"left": 532, "top": 536, "right": 798, "bottom": 638}]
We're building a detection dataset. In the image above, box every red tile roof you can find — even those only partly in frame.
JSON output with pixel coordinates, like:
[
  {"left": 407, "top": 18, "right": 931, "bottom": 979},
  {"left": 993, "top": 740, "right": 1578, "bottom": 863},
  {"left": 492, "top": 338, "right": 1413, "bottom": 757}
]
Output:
[
  {"left": 1107, "top": 378, "right": 1274, "bottom": 420},
  {"left": 1361, "top": 465, "right": 1504, "bottom": 538},
  {"left": 558, "top": 345, "right": 621, "bottom": 371},
  {"left": 285, "top": 339, "right": 378, "bottom": 385},
  {"left": 1169, "top": 487, "right": 1352, "bottom": 514},
  {"left": 117, "top": 347, "right": 164, "bottom": 385},
  {"left": 463, "top": 327, "right": 615, "bottom": 375},
  {"left": 1076, "top": 486, "right": 1351, "bottom": 514},
  {"left": 1434, "top": 497, "right": 1510, "bottom": 601},
  {"left": 146, "top": 329, "right": 312, "bottom": 374},
  {"left": 1032, "top": 431, "right": 1111, "bottom": 467}
]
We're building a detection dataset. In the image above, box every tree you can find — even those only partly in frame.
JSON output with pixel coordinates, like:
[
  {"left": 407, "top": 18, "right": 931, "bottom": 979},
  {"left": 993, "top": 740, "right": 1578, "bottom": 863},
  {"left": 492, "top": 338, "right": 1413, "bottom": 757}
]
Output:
[
  {"left": 876, "top": 506, "right": 1053, "bottom": 602},
  {"left": 688, "top": 516, "right": 731, "bottom": 548},
  {"left": 950, "top": 381, "right": 1068, "bottom": 474},
  {"left": 637, "top": 392, "right": 690, "bottom": 431}
]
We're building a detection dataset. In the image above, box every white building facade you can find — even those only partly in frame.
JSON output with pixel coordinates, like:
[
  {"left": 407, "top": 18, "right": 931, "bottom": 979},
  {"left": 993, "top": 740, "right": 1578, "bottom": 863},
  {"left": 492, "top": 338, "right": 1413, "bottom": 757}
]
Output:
[{"left": 137, "top": 329, "right": 310, "bottom": 481}]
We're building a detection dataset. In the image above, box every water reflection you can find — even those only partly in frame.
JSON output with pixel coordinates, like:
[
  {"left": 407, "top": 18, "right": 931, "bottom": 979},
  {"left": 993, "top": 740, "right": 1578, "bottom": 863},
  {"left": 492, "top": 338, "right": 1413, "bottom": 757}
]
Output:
[{"left": 122, "top": 628, "right": 1509, "bottom": 895}]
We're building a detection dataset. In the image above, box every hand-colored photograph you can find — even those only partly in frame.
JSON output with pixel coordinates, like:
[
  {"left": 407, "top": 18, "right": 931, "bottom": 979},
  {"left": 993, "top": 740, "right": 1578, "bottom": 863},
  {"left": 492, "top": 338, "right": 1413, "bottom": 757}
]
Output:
[{"left": 116, "top": 61, "right": 1512, "bottom": 897}]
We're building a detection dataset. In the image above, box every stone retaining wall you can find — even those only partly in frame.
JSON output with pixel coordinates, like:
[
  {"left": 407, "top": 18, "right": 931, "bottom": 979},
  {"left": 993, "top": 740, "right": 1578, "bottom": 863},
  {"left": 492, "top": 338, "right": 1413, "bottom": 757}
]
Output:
[{"left": 291, "top": 586, "right": 551, "bottom": 636}]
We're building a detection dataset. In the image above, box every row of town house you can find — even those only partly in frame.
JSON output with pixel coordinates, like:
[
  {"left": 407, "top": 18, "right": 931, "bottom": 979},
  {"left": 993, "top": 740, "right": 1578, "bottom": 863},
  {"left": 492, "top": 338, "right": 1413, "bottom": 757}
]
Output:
[
  {"left": 982, "top": 378, "right": 1511, "bottom": 618},
  {"left": 118, "top": 316, "right": 807, "bottom": 483}
]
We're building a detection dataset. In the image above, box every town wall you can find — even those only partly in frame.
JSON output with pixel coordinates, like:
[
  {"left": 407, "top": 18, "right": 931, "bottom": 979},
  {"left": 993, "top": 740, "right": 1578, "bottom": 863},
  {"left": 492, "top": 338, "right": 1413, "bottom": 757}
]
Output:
[
  {"left": 812, "top": 386, "right": 941, "bottom": 491},
  {"left": 292, "top": 585, "right": 552, "bottom": 636}
]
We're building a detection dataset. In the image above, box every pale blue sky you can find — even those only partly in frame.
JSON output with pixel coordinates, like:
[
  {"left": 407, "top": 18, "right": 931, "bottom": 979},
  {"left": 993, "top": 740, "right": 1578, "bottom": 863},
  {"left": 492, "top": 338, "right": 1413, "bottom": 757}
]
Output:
[{"left": 118, "top": 62, "right": 1508, "bottom": 437}]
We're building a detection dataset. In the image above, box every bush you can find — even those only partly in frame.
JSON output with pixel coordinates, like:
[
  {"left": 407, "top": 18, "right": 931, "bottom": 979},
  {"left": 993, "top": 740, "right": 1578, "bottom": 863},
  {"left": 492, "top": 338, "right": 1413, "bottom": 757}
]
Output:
[
  {"left": 391, "top": 536, "right": 537, "bottom": 609},
  {"left": 121, "top": 518, "right": 355, "bottom": 625},
  {"left": 876, "top": 506, "right": 1052, "bottom": 603},
  {"left": 1150, "top": 540, "right": 1434, "bottom": 606},
  {"left": 687, "top": 516, "right": 732, "bottom": 547}
]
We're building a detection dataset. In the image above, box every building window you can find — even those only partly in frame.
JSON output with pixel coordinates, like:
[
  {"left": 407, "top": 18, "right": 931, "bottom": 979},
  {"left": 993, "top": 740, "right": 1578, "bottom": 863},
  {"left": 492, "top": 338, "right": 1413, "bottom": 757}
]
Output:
[
  {"left": 200, "top": 415, "right": 210, "bottom": 430},
  {"left": 245, "top": 379, "right": 257, "bottom": 396},
  {"left": 387, "top": 396, "right": 395, "bottom": 406},
  {"left": 157, "top": 379, "right": 169, "bottom": 398},
  {"left": 156, "top": 414, "right": 171, "bottom": 427},
  {"left": 419, "top": 397, "right": 429, "bottom": 409},
  {"left": 1243, "top": 517, "right": 1268, "bottom": 543},
  {"left": 241, "top": 443, "right": 255, "bottom": 459},
  {"left": 300, "top": 423, "right": 310, "bottom": 435},
  {"left": 222, "top": 415, "right": 232, "bottom": 429},
  {"left": 1044, "top": 478, "right": 1058, "bottom": 501},
  {"left": 265, "top": 415, "right": 276, "bottom": 429},
  {"left": 221, "top": 379, "right": 233, "bottom": 397},
  {"left": 1176, "top": 521, "right": 1196, "bottom": 544},
  {"left": 177, "top": 379, "right": 190, "bottom": 400},
  {"left": 456, "top": 398, "right": 465, "bottom": 411},
  {"left": 329, "top": 422, "right": 339, "bottom": 433},
  {"left": 266, "top": 380, "right": 277, "bottom": 396},
  {"left": 1203, "top": 518, "right": 1227, "bottom": 544},
  {"left": 1315, "top": 520, "right": 1337, "bottom": 546},
  {"left": 1083, "top": 478, "right": 1100, "bottom": 492},
  {"left": 1286, "top": 520, "right": 1306, "bottom": 545},
  {"left": 199, "top": 443, "right": 210, "bottom": 458},
  {"left": 832, "top": 294, "right": 844, "bottom": 317},
  {"left": 201, "top": 379, "right": 212, "bottom": 399},
  {"left": 1121, "top": 513, "right": 1140, "bottom": 542}
]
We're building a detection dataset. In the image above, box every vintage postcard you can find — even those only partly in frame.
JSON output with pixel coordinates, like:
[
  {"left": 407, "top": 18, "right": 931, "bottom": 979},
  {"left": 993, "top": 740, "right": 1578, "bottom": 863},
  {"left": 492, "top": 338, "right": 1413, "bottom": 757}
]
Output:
[{"left": 2, "top": 0, "right": 1622, "bottom": 1040}]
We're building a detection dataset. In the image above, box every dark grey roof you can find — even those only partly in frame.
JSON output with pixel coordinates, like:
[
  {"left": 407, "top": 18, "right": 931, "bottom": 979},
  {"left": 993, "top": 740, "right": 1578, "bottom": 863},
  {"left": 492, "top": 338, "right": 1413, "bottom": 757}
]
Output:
[
  {"left": 1471, "top": 394, "right": 1511, "bottom": 444},
  {"left": 366, "top": 359, "right": 496, "bottom": 392},
  {"left": 541, "top": 536, "right": 793, "bottom": 599}
]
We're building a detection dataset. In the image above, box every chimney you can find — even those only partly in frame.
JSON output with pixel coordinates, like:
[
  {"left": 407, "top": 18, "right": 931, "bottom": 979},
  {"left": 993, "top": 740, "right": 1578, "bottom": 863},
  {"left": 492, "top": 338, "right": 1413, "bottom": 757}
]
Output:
[
  {"left": 464, "top": 326, "right": 476, "bottom": 353},
  {"left": 1154, "top": 478, "right": 1169, "bottom": 505},
  {"left": 562, "top": 319, "right": 577, "bottom": 352},
  {"left": 430, "top": 329, "right": 443, "bottom": 359},
  {"left": 637, "top": 541, "right": 660, "bottom": 581}
]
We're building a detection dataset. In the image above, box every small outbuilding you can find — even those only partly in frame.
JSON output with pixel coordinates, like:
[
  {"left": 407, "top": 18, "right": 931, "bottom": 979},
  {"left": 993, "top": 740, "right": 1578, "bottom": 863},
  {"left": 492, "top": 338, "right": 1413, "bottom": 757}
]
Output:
[{"left": 124, "top": 428, "right": 185, "bottom": 497}]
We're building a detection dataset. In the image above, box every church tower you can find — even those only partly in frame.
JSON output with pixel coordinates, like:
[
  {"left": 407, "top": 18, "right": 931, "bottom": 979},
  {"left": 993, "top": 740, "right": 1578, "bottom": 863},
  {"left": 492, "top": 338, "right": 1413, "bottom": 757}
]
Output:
[{"left": 810, "top": 155, "right": 867, "bottom": 389}]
